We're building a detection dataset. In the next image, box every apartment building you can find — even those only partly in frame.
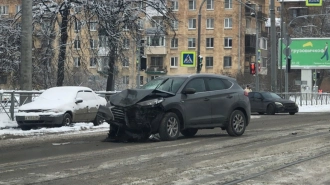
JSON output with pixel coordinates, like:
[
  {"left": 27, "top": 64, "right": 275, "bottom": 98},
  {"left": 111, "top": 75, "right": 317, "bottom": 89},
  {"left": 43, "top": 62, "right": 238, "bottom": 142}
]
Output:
[{"left": 0, "top": 0, "right": 271, "bottom": 90}]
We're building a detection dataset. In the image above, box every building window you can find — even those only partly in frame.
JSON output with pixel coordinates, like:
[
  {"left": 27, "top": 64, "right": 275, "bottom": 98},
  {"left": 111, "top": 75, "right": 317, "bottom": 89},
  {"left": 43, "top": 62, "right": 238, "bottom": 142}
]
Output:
[
  {"left": 206, "top": 0, "right": 214, "bottom": 10},
  {"left": 74, "top": 6, "right": 82, "bottom": 13},
  {"left": 225, "top": 0, "right": 232, "bottom": 9},
  {"left": 147, "top": 36, "right": 165, "bottom": 46},
  {"left": 206, "top": 38, "right": 214, "bottom": 48},
  {"left": 224, "top": 37, "right": 232, "bottom": 48},
  {"left": 189, "top": 0, "right": 196, "bottom": 10},
  {"left": 123, "top": 38, "right": 130, "bottom": 49},
  {"left": 260, "top": 37, "right": 267, "bottom": 50},
  {"left": 188, "top": 38, "right": 196, "bottom": 48},
  {"left": 206, "top": 18, "right": 214, "bottom": 29},
  {"left": 74, "top": 57, "right": 81, "bottom": 67},
  {"left": 188, "top": 18, "right": 196, "bottom": 29},
  {"left": 205, "top": 57, "right": 213, "bottom": 67},
  {"left": 123, "top": 76, "right": 129, "bottom": 85},
  {"left": 171, "top": 20, "right": 178, "bottom": 30},
  {"left": 138, "top": 20, "right": 144, "bottom": 30},
  {"left": 224, "top": 18, "right": 232, "bottom": 28},
  {"left": 0, "top": 75, "right": 7, "bottom": 84},
  {"left": 151, "top": 76, "right": 159, "bottom": 80},
  {"left": 90, "top": 39, "right": 97, "bottom": 49},
  {"left": 224, "top": 56, "right": 232, "bottom": 67},
  {"left": 246, "top": 18, "right": 251, "bottom": 28},
  {"left": 262, "top": 57, "right": 267, "bottom": 68},
  {"left": 170, "top": 57, "right": 178, "bottom": 67},
  {"left": 151, "top": 19, "right": 163, "bottom": 28},
  {"left": 90, "top": 58, "right": 97, "bottom": 67},
  {"left": 277, "top": 7, "right": 281, "bottom": 12},
  {"left": 99, "top": 36, "right": 108, "bottom": 47},
  {"left": 16, "top": 5, "right": 21, "bottom": 14},
  {"left": 90, "top": 22, "right": 97, "bottom": 31},
  {"left": 0, "top": 5, "right": 9, "bottom": 15},
  {"left": 122, "top": 58, "right": 129, "bottom": 67},
  {"left": 171, "top": 0, "right": 178, "bottom": 11},
  {"left": 150, "top": 57, "right": 163, "bottom": 67},
  {"left": 74, "top": 39, "right": 81, "bottom": 49},
  {"left": 74, "top": 20, "right": 81, "bottom": 32},
  {"left": 171, "top": 38, "right": 178, "bottom": 48},
  {"left": 140, "top": 76, "right": 144, "bottom": 86}
]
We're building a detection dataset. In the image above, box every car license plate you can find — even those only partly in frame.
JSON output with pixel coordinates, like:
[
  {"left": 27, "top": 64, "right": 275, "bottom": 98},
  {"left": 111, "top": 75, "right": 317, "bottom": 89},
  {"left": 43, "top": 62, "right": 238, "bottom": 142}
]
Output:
[{"left": 25, "top": 116, "right": 40, "bottom": 120}]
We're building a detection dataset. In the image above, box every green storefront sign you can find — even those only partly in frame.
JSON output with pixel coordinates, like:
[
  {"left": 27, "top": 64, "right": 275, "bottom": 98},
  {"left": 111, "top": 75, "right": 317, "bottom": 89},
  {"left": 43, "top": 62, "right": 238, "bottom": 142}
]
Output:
[{"left": 279, "top": 38, "right": 330, "bottom": 69}]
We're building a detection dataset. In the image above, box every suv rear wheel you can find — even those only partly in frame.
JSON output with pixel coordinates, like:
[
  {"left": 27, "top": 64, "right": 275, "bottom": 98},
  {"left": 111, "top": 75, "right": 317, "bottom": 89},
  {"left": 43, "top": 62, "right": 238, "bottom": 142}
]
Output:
[
  {"left": 159, "top": 112, "right": 180, "bottom": 141},
  {"left": 226, "top": 110, "right": 246, "bottom": 136}
]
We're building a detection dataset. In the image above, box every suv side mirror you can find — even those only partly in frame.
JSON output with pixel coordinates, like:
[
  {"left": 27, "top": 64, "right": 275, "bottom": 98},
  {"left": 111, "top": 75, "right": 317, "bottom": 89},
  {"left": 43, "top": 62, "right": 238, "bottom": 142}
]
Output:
[
  {"left": 75, "top": 98, "right": 83, "bottom": 104},
  {"left": 182, "top": 88, "right": 196, "bottom": 94}
]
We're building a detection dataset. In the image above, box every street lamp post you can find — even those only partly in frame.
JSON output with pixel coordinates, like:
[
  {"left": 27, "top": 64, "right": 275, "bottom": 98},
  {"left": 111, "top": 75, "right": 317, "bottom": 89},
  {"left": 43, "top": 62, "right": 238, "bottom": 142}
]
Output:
[
  {"left": 254, "top": 12, "right": 260, "bottom": 91},
  {"left": 197, "top": 0, "right": 207, "bottom": 73}
]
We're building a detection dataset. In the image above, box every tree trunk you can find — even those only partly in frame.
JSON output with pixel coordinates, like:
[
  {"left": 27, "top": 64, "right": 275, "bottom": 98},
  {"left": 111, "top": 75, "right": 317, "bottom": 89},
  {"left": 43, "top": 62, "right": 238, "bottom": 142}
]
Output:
[
  {"left": 56, "top": 6, "right": 69, "bottom": 86},
  {"left": 106, "top": 49, "right": 116, "bottom": 91}
]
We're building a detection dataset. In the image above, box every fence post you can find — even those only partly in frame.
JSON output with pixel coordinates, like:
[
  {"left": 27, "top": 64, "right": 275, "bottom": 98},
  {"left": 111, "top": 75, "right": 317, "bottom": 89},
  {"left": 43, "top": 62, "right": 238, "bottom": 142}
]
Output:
[{"left": 10, "top": 91, "right": 15, "bottom": 121}]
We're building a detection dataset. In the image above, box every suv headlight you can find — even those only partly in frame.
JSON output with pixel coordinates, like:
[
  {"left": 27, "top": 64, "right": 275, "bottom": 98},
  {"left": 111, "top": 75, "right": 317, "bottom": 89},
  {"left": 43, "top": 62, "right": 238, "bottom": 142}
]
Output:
[
  {"left": 137, "top": 98, "right": 164, "bottom": 107},
  {"left": 275, "top": 102, "right": 283, "bottom": 106}
]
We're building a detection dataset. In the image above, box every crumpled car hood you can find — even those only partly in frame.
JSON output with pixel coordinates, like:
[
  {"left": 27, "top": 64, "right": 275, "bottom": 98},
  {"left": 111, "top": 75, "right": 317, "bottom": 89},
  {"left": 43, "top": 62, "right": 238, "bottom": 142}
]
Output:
[{"left": 110, "top": 89, "right": 173, "bottom": 107}]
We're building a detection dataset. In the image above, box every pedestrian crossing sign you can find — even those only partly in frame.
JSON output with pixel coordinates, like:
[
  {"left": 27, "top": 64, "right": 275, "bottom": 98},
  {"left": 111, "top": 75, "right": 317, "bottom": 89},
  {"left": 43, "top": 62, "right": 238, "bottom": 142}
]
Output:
[
  {"left": 306, "top": 0, "right": 322, "bottom": 6},
  {"left": 181, "top": 51, "right": 196, "bottom": 67}
]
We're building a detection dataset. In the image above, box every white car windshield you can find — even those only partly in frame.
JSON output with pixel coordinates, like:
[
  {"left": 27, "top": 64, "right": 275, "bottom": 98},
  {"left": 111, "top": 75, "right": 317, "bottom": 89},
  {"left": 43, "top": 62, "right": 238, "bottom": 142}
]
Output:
[{"left": 38, "top": 88, "right": 77, "bottom": 101}]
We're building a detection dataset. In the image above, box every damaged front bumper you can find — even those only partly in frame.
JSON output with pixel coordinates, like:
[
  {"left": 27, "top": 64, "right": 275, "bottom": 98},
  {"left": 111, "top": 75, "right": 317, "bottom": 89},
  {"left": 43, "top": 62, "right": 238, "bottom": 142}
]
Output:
[{"left": 109, "top": 105, "right": 165, "bottom": 134}]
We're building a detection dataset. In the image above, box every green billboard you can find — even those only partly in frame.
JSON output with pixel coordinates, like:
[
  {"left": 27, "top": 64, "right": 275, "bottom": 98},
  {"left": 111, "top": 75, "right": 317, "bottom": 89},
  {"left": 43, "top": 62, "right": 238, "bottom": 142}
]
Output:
[{"left": 279, "top": 38, "right": 330, "bottom": 69}]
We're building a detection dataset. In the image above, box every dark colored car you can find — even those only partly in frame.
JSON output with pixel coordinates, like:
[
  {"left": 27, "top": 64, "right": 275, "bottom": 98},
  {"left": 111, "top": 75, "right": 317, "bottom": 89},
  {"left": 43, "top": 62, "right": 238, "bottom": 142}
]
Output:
[
  {"left": 107, "top": 74, "right": 251, "bottom": 141},
  {"left": 248, "top": 91, "right": 299, "bottom": 115}
]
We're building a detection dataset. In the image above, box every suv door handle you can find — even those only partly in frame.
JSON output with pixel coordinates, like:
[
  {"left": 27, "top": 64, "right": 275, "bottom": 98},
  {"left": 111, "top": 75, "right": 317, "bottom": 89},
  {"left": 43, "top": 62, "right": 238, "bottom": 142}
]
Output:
[
  {"left": 227, "top": 95, "right": 233, "bottom": 99},
  {"left": 204, "top": 98, "right": 210, "bottom": 101}
]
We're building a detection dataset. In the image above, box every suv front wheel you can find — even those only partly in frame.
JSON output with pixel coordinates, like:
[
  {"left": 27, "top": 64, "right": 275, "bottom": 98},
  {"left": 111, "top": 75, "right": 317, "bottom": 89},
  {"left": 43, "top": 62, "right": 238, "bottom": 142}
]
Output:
[
  {"left": 159, "top": 112, "right": 180, "bottom": 141},
  {"left": 226, "top": 110, "right": 246, "bottom": 136}
]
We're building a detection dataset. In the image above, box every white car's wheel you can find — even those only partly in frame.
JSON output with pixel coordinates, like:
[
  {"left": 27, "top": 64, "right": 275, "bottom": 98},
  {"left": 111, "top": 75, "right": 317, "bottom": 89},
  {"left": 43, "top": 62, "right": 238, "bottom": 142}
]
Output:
[{"left": 62, "top": 113, "right": 72, "bottom": 126}]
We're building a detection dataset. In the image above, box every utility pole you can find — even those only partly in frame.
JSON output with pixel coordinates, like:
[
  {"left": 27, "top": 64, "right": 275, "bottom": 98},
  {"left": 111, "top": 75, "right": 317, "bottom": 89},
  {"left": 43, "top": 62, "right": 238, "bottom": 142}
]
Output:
[
  {"left": 270, "top": 0, "right": 277, "bottom": 92},
  {"left": 136, "top": 36, "right": 141, "bottom": 88},
  {"left": 20, "top": 0, "right": 32, "bottom": 91}
]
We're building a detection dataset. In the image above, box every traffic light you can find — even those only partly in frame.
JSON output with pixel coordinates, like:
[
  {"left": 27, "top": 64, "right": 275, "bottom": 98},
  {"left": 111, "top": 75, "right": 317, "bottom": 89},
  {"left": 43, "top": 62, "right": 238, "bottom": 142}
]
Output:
[
  {"left": 250, "top": 62, "right": 256, "bottom": 75},
  {"left": 316, "top": 71, "right": 320, "bottom": 79}
]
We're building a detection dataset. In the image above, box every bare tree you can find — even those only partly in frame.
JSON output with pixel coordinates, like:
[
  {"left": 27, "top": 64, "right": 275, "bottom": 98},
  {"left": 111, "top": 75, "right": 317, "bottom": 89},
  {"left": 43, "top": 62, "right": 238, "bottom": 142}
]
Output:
[
  {"left": 85, "top": 0, "right": 177, "bottom": 91},
  {"left": 0, "top": 17, "right": 21, "bottom": 88}
]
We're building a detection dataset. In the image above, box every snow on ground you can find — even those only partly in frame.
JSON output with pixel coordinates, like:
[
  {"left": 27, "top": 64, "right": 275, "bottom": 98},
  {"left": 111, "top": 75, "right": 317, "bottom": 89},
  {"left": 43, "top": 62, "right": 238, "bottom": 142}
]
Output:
[{"left": 0, "top": 104, "right": 329, "bottom": 137}]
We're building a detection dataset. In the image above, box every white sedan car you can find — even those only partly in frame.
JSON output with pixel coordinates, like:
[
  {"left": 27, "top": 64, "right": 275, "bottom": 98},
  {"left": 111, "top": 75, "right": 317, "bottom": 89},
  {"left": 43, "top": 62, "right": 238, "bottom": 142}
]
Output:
[{"left": 16, "top": 86, "right": 107, "bottom": 130}]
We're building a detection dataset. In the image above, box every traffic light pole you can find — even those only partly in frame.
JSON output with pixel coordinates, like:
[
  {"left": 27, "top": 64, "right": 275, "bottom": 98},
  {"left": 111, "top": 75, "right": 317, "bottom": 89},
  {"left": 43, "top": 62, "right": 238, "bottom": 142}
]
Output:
[
  {"left": 197, "top": 0, "right": 207, "bottom": 73},
  {"left": 255, "top": 13, "right": 259, "bottom": 91},
  {"left": 284, "top": 22, "right": 289, "bottom": 99}
]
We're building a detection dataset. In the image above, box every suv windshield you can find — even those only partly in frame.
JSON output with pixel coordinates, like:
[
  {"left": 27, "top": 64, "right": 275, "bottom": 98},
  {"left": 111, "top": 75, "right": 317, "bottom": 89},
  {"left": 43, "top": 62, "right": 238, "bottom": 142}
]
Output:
[
  {"left": 261, "top": 92, "right": 282, "bottom": 99},
  {"left": 141, "top": 77, "right": 187, "bottom": 93}
]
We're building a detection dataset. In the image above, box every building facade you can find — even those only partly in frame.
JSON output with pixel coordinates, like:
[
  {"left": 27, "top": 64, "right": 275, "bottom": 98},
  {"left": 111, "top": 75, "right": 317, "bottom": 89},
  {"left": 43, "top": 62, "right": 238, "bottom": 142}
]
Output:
[{"left": 0, "top": 0, "right": 271, "bottom": 90}]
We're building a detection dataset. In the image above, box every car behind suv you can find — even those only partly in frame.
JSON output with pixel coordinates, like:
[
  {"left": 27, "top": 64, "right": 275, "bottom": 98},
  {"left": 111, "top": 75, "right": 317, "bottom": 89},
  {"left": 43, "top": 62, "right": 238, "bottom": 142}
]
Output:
[{"left": 108, "top": 74, "right": 251, "bottom": 141}]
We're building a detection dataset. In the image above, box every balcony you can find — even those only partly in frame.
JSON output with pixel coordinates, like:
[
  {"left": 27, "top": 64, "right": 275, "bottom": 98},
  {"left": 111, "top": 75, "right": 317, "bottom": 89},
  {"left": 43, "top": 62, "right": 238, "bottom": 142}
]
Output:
[
  {"left": 145, "top": 66, "right": 167, "bottom": 74},
  {"left": 145, "top": 46, "right": 167, "bottom": 55}
]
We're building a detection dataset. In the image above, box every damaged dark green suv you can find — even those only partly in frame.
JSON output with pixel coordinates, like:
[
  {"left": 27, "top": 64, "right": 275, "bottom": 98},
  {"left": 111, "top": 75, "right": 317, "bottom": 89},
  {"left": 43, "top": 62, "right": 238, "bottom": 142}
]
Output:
[{"left": 107, "top": 74, "right": 251, "bottom": 141}]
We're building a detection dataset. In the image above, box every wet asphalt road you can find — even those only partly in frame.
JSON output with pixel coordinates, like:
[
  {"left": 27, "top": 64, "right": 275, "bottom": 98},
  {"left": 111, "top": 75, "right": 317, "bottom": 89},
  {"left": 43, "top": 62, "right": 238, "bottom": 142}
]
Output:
[{"left": 0, "top": 112, "right": 330, "bottom": 185}]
